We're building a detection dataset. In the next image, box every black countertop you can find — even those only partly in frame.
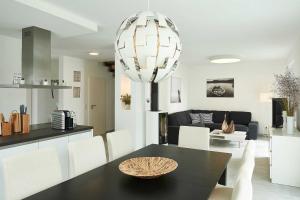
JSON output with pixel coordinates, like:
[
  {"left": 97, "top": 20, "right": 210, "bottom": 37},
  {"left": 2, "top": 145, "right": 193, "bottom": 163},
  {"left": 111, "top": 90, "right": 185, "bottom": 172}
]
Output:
[{"left": 0, "top": 123, "right": 93, "bottom": 148}]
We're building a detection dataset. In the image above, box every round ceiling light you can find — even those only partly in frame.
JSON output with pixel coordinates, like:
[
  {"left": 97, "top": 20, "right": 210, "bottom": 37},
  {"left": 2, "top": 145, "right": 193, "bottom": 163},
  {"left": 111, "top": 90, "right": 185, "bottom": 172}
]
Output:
[
  {"left": 115, "top": 11, "right": 182, "bottom": 83},
  {"left": 89, "top": 52, "right": 99, "bottom": 56},
  {"left": 209, "top": 56, "right": 241, "bottom": 64}
]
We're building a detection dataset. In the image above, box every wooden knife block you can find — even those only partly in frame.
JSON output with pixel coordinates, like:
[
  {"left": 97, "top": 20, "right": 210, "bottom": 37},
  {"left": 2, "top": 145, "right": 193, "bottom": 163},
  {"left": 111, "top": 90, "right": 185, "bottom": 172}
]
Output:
[{"left": 21, "top": 114, "right": 30, "bottom": 134}]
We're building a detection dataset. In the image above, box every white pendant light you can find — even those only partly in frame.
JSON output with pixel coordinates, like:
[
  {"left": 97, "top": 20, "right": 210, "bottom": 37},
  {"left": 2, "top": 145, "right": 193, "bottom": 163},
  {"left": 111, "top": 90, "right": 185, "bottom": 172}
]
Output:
[{"left": 115, "top": 10, "right": 182, "bottom": 83}]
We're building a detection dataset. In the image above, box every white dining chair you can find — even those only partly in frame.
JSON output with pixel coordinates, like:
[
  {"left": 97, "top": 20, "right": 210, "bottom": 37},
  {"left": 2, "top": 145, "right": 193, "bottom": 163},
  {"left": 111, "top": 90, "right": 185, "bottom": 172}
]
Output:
[
  {"left": 209, "top": 140, "right": 255, "bottom": 200},
  {"left": 237, "top": 140, "right": 256, "bottom": 181},
  {"left": 209, "top": 176, "right": 252, "bottom": 200},
  {"left": 2, "top": 148, "right": 62, "bottom": 200},
  {"left": 242, "top": 140, "right": 256, "bottom": 163},
  {"left": 68, "top": 136, "right": 107, "bottom": 178},
  {"left": 107, "top": 130, "right": 134, "bottom": 161},
  {"left": 178, "top": 126, "right": 210, "bottom": 150}
]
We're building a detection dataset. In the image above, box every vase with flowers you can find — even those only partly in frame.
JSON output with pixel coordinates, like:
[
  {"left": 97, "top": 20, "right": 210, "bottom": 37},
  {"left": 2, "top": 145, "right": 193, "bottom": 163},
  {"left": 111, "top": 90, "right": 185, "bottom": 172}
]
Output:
[{"left": 275, "top": 70, "right": 300, "bottom": 134}]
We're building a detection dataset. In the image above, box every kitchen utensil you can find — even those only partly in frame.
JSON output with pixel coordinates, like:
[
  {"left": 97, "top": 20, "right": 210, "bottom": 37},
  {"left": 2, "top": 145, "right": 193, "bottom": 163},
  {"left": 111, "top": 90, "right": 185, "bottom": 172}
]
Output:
[{"left": 51, "top": 110, "right": 75, "bottom": 130}]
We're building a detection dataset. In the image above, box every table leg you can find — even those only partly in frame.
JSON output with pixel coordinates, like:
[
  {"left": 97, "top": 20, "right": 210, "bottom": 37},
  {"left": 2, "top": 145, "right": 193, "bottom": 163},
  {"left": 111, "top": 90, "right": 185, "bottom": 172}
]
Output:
[{"left": 218, "top": 168, "right": 227, "bottom": 186}]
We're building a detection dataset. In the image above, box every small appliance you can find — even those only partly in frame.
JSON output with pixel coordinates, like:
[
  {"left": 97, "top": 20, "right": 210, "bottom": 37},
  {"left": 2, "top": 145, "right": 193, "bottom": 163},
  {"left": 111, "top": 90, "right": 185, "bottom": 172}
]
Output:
[{"left": 52, "top": 110, "right": 76, "bottom": 130}]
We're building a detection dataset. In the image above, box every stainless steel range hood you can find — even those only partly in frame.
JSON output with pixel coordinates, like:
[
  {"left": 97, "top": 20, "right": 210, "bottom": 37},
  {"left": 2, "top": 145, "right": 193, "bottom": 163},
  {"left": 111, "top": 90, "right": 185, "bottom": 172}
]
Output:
[
  {"left": 22, "top": 26, "right": 51, "bottom": 85},
  {"left": 0, "top": 26, "right": 71, "bottom": 89}
]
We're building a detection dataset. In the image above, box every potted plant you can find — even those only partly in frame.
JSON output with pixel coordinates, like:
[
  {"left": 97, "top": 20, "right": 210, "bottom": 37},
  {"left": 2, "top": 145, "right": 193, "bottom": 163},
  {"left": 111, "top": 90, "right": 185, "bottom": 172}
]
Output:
[
  {"left": 275, "top": 70, "right": 300, "bottom": 133},
  {"left": 120, "top": 93, "right": 131, "bottom": 110}
]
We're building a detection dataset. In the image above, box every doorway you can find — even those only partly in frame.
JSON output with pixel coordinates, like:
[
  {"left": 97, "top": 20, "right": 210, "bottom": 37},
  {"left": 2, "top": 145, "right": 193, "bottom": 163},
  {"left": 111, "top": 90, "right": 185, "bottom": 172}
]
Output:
[{"left": 88, "top": 77, "right": 107, "bottom": 136}]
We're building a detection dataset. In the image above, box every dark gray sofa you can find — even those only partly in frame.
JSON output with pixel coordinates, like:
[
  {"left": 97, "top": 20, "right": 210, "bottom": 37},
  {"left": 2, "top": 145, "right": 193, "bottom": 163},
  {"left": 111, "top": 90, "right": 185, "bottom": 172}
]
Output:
[{"left": 168, "top": 109, "right": 258, "bottom": 145}]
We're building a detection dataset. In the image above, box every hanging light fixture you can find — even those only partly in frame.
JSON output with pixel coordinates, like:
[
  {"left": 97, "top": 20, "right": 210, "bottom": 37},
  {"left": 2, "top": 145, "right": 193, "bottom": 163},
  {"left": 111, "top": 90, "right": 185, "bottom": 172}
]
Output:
[{"left": 115, "top": 6, "right": 182, "bottom": 83}]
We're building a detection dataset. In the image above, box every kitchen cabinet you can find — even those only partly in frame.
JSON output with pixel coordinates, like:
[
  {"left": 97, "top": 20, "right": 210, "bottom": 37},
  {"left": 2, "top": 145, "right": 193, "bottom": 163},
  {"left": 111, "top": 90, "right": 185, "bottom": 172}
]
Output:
[
  {"left": 270, "top": 128, "right": 300, "bottom": 187},
  {"left": 0, "top": 128, "right": 94, "bottom": 196},
  {"left": 0, "top": 142, "right": 39, "bottom": 199},
  {"left": 69, "top": 130, "right": 93, "bottom": 142}
]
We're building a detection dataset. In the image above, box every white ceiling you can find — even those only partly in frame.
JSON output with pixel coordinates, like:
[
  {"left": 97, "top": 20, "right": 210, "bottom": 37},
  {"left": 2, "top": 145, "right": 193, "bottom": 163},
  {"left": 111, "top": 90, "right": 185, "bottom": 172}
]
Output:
[{"left": 1, "top": 0, "right": 300, "bottom": 65}]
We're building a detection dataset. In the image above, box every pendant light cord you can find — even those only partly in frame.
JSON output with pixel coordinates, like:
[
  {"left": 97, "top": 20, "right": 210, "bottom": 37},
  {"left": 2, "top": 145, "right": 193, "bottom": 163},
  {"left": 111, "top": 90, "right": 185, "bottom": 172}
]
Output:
[{"left": 147, "top": 0, "right": 150, "bottom": 10}]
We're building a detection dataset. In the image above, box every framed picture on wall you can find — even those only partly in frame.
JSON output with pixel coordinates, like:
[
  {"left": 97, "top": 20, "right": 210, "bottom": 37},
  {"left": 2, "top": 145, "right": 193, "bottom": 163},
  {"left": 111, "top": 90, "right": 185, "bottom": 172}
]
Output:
[
  {"left": 207, "top": 78, "right": 234, "bottom": 97},
  {"left": 73, "top": 87, "right": 81, "bottom": 98},
  {"left": 170, "top": 76, "right": 182, "bottom": 103},
  {"left": 73, "top": 71, "right": 81, "bottom": 82}
]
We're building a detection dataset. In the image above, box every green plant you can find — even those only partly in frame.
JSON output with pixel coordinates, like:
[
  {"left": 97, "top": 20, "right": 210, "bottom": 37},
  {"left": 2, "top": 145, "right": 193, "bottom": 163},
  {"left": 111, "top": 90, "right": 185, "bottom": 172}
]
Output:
[{"left": 120, "top": 94, "right": 131, "bottom": 105}]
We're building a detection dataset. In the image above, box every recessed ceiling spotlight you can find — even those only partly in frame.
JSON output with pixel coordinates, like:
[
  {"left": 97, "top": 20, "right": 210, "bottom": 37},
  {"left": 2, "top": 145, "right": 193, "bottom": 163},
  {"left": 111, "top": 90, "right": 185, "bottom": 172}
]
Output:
[
  {"left": 209, "top": 56, "right": 241, "bottom": 64},
  {"left": 88, "top": 52, "right": 99, "bottom": 56}
]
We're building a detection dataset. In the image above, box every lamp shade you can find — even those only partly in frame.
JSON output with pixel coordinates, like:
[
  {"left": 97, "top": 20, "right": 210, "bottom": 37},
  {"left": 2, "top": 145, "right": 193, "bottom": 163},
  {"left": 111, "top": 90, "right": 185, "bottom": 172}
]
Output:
[
  {"left": 115, "top": 11, "right": 182, "bottom": 82},
  {"left": 259, "top": 92, "right": 273, "bottom": 103}
]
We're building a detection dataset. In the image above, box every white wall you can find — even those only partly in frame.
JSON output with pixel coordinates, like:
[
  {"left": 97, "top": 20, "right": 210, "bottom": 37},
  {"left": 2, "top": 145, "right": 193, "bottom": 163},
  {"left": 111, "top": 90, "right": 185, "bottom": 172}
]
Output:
[
  {"left": 59, "top": 56, "right": 115, "bottom": 130},
  {"left": 0, "top": 35, "right": 60, "bottom": 124},
  {"left": 159, "top": 64, "right": 189, "bottom": 113},
  {"left": 287, "top": 40, "right": 300, "bottom": 129},
  {"left": 187, "top": 60, "right": 286, "bottom": 134},
  {"left": 58, "top": 56, "right": 86, "bottom": 124},
  {"left": 114, "top": 57, "right": 146, "bottom": 150},
  {"left": 0, "top": 35, "right": 28, "bottom": 119}
]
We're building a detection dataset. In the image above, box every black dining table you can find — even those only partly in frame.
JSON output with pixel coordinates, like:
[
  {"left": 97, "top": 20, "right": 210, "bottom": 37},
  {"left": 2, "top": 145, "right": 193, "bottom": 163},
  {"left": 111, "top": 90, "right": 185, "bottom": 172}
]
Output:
[{"left": 25, "top": 144, "right": 231, "bottom": 200}]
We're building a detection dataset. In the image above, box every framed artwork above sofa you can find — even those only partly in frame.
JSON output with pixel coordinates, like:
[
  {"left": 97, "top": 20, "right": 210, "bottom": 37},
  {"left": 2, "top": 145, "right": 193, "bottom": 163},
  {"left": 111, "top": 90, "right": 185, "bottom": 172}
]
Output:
[{"left": 207, "top": 78, "right": 234, "bottom": 97}]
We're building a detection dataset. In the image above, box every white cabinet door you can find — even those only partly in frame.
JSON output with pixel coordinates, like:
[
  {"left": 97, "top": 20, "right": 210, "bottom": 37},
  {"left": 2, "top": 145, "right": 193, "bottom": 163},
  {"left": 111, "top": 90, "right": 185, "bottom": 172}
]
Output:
[
  {"left": 0, "top": 142, "right": 38, "bottom": 160},
  {"left": 68, "top": 130, "right": 93, "bottom": 142},
  {"left": 38, "top": 137, "right": 69, "bottom": 181},
  {"left": 0, "top": 142, "right": 38, "bottom": 199},
  {"left": 272, "top": 135, "right": 300, "bottom": 187}
]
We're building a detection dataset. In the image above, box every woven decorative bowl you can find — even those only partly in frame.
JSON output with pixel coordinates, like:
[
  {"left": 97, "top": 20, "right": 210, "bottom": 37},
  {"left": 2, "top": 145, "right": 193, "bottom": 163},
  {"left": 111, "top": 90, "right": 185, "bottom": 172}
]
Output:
[{"left": 119, "top": 157, "right": 178, "bottom": 179}]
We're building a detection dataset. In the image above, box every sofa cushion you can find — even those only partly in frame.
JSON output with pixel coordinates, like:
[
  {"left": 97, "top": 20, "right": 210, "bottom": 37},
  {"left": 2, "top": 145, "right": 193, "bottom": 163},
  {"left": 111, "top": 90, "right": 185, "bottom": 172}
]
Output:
[
  {"left": 176, "top": 111, "right": 191, "bottom": 125},
  {"left": 199, "top": 113, "right": 213, "bottom": 123},
  {"left": 191, "top": 110, "right": 211, "bottom": 114},
  {"left": 234, "top": 124, "right": 249, "bottom": 132},
  {"left": 212, "top": 111, "right": 227, "bottom": 123},
  {"left": 168, "top": 113, "right": 179, "bottom": 126},
  {"left": 229, "top": 111, "right": 251, "bottom": 125},
  {"left": 188, "top": 122, "right": 205, "bottom": 127},
  {"left": 189, "top": 113, "right": 202, "bottom": 124}
]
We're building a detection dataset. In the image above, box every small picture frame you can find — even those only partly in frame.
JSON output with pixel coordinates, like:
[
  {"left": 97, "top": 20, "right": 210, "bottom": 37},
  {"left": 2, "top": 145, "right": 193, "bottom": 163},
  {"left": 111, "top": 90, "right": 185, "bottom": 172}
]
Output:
[
  {"left": 73, "top": 71, "right": 81, "bottom": 82},
  {"left": 73, "top": 87, "right": 80, "bottom": 98}
]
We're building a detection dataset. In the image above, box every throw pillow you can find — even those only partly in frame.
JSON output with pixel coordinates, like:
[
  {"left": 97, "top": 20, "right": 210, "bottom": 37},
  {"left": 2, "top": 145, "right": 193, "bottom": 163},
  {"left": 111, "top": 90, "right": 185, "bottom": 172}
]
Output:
[
  {"left": 199, "top": 113, "right": 213, "bottom": 124},
  {"left": 189, "top": 113, "right": 202, "bottom": 124}
]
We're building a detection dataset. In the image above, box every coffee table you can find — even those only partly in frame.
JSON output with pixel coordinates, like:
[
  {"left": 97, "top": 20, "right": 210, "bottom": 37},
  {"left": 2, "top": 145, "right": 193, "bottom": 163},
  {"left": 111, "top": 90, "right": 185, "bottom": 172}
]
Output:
[{"left": 210, "top": 129, "right": 247, "bottom": 148}]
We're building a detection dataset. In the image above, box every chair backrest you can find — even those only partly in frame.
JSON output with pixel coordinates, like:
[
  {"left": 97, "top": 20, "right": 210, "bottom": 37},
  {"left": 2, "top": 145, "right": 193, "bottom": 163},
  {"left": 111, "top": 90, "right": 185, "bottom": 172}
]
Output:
[
  {"left": 242, "top": 140, "right": 256, "bottom": 162},
  {"left": 2, "top": 148, "right": 62, "bottom": 200},
  {"left": 236, "top": 140, "right": 256, "bottom": 185},
  {"left": 236, "top": 158, "right": 255, "bottom": 183},
  {"left": 231, "top": 176, "right": 253, "bottom": 200},
  {"left": 107, "top": 130, "right": 134, "bottom": 161},
  {"left": 68, "top": 136, "right": 107, "bottom": 178},
  {"left": 178, "top": 126, "right": 210, "bottom": 150}
]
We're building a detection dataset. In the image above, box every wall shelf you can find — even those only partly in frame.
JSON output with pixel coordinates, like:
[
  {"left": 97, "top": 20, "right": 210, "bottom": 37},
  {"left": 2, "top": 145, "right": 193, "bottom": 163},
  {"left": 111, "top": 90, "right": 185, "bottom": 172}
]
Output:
[{"left": 0, "top": 84, "right": 72, "bottom": 89}]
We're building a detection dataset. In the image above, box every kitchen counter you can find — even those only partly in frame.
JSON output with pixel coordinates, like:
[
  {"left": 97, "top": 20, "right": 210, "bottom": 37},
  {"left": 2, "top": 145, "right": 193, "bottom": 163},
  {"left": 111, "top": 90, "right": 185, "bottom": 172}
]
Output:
[{"left": 0, "top": 123, "right": 93, "bottom": 148}]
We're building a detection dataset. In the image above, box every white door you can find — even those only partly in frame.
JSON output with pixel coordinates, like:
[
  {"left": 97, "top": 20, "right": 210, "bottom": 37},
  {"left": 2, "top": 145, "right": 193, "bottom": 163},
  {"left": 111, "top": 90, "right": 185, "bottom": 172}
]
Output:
[{"left": 89, "top": 77, "right": 106, "bottom": 136}]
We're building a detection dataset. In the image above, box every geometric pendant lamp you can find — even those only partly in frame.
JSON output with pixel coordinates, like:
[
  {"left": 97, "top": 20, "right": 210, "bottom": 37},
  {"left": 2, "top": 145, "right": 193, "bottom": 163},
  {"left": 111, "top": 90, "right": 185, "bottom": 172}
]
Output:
[{"left": 115, "top": 11, "right": 182, "bottom": 83}]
